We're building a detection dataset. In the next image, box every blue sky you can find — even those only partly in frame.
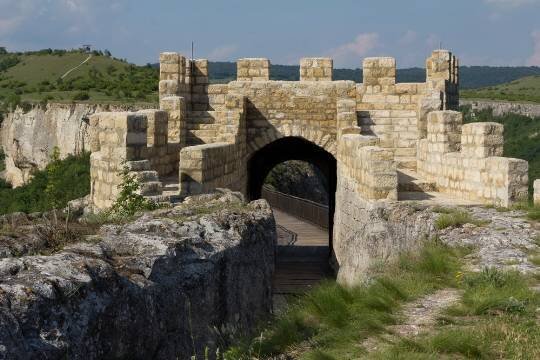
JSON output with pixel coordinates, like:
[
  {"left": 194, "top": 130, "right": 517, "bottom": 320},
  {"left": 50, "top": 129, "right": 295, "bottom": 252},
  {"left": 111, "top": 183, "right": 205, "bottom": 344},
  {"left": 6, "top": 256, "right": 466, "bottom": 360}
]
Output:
[{"left": 1, "top": 0, "right": 539, "bottom": 68}]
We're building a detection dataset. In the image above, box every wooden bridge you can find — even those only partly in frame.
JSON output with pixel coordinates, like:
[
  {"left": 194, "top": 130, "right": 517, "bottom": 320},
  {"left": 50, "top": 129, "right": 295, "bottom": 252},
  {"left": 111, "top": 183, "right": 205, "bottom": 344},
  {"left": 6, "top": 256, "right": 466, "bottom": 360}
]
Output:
[{"left": 262, "top": 188, "right": 333, "bottom": 296}]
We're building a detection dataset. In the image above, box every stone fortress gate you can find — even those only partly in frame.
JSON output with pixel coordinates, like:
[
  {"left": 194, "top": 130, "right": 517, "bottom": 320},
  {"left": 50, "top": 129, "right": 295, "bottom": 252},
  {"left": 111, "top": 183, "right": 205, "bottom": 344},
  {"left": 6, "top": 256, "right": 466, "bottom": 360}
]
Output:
[{"left": 89, "top": 50, "right": 530, "bottom": 282}]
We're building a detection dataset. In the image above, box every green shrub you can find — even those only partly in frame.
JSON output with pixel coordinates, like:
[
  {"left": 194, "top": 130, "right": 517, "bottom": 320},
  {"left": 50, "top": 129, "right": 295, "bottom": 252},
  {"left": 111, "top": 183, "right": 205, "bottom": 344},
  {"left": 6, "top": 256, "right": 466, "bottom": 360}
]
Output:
[
  {"left": 107, "top": 165, "right": 158, "bottom": 219},
  {"left": 72, "top": 91, "right": 90, "bottom": 101},
  {"left": 0, "top": 152, "right": 90, "bottom": 214}
]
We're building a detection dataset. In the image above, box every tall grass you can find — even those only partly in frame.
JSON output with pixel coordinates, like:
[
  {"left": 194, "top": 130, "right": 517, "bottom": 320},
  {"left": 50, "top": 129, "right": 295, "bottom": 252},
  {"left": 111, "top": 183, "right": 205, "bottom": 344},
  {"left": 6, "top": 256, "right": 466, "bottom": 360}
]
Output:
[
  {"left": 434, "top": 208, "right": 490, "bottom": 230},
  {"left": 225, "top": 241, "right": 465, "bottom": 359},
  {"left": 372, "top": 267, "right": 540, "bottom": 359}
]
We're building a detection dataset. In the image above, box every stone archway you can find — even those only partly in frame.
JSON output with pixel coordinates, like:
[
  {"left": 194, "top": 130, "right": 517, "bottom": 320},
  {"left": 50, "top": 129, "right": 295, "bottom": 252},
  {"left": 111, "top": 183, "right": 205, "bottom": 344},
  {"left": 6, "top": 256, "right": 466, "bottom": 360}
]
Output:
[{"left": 247, "top": 136, "right": 337, "bottom": 248}]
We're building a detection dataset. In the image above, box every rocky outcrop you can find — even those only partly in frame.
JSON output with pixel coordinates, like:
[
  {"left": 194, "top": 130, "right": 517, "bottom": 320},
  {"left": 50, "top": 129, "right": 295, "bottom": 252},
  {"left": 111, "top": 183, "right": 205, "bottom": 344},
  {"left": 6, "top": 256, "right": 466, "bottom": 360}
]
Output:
[
  {"left": 0, "top": 191, "right": 276, "bottom": 360},
  {"left": 460, "top": 99, "right": 540, "bottom": 118},
  {"left": 334, "top": 195, "right": 437, "bottom": 285},
  {"left": 0, "top": 102, "right": 155, "bottom": 186},
  {"left": 439, "top": 206, "right": 539, "bottom": 274}
]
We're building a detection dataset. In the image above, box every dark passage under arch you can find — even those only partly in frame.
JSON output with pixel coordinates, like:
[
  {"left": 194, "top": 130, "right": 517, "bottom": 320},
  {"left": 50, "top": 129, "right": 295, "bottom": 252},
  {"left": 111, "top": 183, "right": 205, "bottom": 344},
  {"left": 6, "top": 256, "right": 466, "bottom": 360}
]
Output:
[{"left": 247, "top": 136, "right": 337, "bottom": 249}]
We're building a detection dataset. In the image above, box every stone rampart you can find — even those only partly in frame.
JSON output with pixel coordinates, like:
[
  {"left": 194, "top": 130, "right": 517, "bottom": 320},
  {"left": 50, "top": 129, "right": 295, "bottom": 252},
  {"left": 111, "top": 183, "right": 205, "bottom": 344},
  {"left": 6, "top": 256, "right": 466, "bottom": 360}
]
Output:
[
  {"left": 88, "top": 48, "right": 528, "bottom": 214},
  {"left": 417, "top": 111, "right": 528, "bottom": 207}
]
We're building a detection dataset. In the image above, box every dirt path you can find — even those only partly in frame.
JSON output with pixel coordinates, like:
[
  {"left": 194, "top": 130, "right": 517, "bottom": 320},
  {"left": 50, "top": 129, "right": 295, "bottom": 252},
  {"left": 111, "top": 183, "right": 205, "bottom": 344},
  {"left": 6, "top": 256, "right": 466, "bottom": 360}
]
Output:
[
  {"left": 61, "top": 54, "right": 92, "bottom": 79},
  {"left": 362, "top": 288, "right": 462, "bottom": 353}
]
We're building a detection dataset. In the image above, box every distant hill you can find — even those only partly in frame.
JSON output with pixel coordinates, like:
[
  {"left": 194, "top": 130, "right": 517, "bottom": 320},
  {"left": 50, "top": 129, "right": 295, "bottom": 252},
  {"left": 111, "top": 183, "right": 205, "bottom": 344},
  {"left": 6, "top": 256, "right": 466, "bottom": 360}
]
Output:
[
  {"left": 207, "top": 62, "right": 540, "bottom": 89},
  {"left": 0, "top": 49, "right": 158, "bottom": 116},
  {"left": 2, "top": 49, "right": 540, "bottom": 116},
  {"left": 462, "top": 75, "right": 540, "bottom": 103}
]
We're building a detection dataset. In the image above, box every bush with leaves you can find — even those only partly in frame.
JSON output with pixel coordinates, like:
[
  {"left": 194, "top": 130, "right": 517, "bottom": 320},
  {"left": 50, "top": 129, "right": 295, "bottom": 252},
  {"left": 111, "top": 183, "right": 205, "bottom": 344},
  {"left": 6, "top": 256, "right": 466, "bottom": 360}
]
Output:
[
  {"left": 107, "top": 165, "right": 158, "bottom": 219},
  {"left": 0, "top": 152, "right": 90, "bottom": 215}
]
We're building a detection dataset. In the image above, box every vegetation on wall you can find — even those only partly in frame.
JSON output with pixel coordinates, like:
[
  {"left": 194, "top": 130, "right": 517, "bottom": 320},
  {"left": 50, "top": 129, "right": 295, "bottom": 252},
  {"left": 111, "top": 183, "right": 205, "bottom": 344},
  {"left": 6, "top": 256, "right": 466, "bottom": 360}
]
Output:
[{"left": 0, "top": 152, "right": 90, "bottom": 215}]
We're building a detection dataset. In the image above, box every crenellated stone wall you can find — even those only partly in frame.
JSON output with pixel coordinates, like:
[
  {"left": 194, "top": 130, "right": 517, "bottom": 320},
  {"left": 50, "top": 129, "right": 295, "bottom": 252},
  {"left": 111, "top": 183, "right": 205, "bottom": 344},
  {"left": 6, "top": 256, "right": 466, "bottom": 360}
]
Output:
[
  {"left": 89, "top": 48, "right": 528, "bottom": 216},
  {"left": 417, "top": 111, "right": 529, "bottom": 207},
  {"left": 85, "top": 48, "right": 533, "bottom": 286}
]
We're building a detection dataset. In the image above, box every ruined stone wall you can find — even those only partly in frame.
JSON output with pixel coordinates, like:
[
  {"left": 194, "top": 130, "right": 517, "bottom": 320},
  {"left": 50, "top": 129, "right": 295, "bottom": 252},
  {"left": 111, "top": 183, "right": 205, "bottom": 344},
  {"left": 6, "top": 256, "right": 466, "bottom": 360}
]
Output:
[
  {"left": 89, "top": 112, "right": 149, "bottom": 209},
  {"left": 356, "top": 51, "right": 459, "bottom": 170},
  {"left": 90, "top": 110, "right": 182, "bottom": 209},
  {"left": 337, "top": 134, "right": 397, "bottom": 201},
  {"left": 178, "top": 95, "right": 247, "bottom": 197},
  {"left": 417, "top": 111, "right": 529, "bottom": 207}
]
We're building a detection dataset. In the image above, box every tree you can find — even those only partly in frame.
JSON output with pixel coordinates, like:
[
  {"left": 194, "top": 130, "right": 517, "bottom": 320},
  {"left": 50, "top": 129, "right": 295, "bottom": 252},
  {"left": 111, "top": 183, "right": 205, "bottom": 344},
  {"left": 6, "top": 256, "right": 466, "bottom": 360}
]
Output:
[{"left": 0, "top": 47, "right": 7, "bottom": 54}]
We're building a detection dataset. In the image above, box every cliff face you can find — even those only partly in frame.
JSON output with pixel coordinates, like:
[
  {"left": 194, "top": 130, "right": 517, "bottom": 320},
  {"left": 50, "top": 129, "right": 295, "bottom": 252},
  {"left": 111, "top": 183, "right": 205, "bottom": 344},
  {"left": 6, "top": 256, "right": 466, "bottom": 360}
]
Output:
[
  {"left": 0, "top": 191, "right": 276, "bottom": 360},
  {"left": 460, "top": 99, "right": 540, "bottom": 118},
  {"left": 0, "top": 103, "right": 154, "bottom": 186}
]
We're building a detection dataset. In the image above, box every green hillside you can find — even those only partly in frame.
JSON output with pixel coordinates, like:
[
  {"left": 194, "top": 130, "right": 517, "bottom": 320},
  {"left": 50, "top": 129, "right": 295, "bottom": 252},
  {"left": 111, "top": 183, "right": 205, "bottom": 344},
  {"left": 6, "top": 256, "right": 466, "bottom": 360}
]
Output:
[
  {"left": 462, "top": 75, "right": 540, "bottom": 103},
  {"left": 0, "top": 49, "right": 159, "bottom": 113}
]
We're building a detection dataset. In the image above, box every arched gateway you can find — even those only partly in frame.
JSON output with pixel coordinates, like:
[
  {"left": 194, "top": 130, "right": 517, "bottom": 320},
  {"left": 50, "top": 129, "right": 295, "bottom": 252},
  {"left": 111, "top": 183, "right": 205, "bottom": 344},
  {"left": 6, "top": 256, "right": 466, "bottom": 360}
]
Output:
[{"left": 88, "top": 51, "right": 529, "bottom": 284}]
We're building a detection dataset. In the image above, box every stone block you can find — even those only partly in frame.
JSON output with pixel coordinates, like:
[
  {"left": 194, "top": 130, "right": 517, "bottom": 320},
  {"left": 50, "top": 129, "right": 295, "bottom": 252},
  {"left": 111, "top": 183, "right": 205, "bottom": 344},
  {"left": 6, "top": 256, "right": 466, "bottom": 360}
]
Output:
[
  {"left": 461, "top": 122, "right": 503, "bottom": 158},
  {"left": 237, "top": 58, "right": 270, "bottom": 81},
  {"left": 363, "top": 57, "right": 396, "bottom": 87},
  {"left": 300, "top": 57, "right": 333, "bottom": 81}
]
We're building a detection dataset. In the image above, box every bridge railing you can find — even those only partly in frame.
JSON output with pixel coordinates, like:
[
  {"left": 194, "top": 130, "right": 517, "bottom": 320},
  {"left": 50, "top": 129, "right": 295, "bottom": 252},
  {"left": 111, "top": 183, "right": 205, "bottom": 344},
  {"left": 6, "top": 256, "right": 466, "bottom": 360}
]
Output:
[{"left": 261, "top": 186, "right": 329, "bottom": 229}]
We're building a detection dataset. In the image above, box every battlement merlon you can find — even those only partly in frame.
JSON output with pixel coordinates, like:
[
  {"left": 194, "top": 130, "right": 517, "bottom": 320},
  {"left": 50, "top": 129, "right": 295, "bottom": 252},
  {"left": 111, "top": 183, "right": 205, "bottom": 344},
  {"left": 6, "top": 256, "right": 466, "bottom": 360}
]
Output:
[{"left": 158, "top": 49, "right": 458, "bottom": 91}]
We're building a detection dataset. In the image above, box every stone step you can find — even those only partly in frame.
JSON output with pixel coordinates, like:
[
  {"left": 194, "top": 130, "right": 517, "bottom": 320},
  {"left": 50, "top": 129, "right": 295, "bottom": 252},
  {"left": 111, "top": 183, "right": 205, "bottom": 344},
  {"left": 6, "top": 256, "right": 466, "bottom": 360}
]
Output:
[
  {"left": 185, "top": 123, "right": 221, "bottom": 130},
  {"left": 396, "top": 157, "right": 417, "bottom": 170},
  {"left": 145, "top": 194, "right": 183, "bottom": 204},
  {"left": 137, "top": 181, "right": 163, "bottom": 196},
  {"left": 187, "top": 116, "right": 216, "bottom": 125},
  {"left": 130, "top": 171, "right": 160, "bottom": 183},
  {"left": 189, "top": 110, "right": 217, "bottom": 118},
  {"left": 125, "top": 160, "right": 151, "bottom": 171},
  {"left": 397, "top": 170, "right": 437, "bottom": 193}
]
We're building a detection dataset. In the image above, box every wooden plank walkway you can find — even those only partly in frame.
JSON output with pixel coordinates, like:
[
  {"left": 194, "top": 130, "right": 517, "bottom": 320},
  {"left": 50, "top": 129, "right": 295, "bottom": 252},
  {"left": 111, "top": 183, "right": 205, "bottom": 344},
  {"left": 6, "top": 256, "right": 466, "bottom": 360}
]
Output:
[
  {"left": 272, "top": 209, "right": 329, "bottom": 246},
  {"left": 271, "top": 208, "right": 333, "bottom": 295}
]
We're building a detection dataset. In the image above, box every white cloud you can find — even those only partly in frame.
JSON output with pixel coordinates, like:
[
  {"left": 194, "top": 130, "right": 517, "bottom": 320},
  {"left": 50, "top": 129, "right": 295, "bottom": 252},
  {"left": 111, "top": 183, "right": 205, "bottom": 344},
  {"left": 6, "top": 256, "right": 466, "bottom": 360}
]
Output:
[
  {"left": 329, "top": 33, "right": 379, "bottom": 66},
  {"left": 208, "top": 45, "right": 238, "bottom": 61},
  {"left": 527, "top": 30, "right": 540, "bottom": 66}
]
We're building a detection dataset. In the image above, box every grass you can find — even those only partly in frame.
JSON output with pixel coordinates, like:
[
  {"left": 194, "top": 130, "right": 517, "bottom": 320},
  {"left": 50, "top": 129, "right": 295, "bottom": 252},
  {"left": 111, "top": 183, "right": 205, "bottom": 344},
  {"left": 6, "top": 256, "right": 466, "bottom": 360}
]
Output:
[
  {"left": 434, "top": 208, "right": 490, "bottom": 230},
  {"left": 0, "top": 50, "right": 158, "bottom": 108},
  {"left": 372, "top": 268, "right": 540, "bottom": 359},
  {"left": 225, "top": 241, "right": 466, "bottom": 359},
  {"left": 501, "top": 200, "right": 540, "bottom": 221},
  {"left": 461, "top": 75, "right": 540, "bottom": 103}
]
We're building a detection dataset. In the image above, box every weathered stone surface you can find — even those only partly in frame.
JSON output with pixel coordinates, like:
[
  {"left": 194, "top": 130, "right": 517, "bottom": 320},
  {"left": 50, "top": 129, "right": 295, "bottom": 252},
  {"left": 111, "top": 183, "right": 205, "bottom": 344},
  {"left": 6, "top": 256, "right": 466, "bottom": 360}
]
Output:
[
  {"left": 333, "top": 194, "right": 437, "bottom": 285},
  {"left": 0, "top": 103, "right": 154, "bottom": 187},
  {"left": 439, "top": 206, "right": 539, "bottom": 273},
  {"left": 0, "top": 192, "right": 276, "bottom": 360}
]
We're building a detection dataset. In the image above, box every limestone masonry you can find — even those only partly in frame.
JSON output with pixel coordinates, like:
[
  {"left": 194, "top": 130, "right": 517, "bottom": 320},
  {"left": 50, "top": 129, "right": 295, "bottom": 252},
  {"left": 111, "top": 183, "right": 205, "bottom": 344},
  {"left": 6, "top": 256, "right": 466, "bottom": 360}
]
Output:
[{"left": 88, "top": 50, "right": 534, "bottom": 280}]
